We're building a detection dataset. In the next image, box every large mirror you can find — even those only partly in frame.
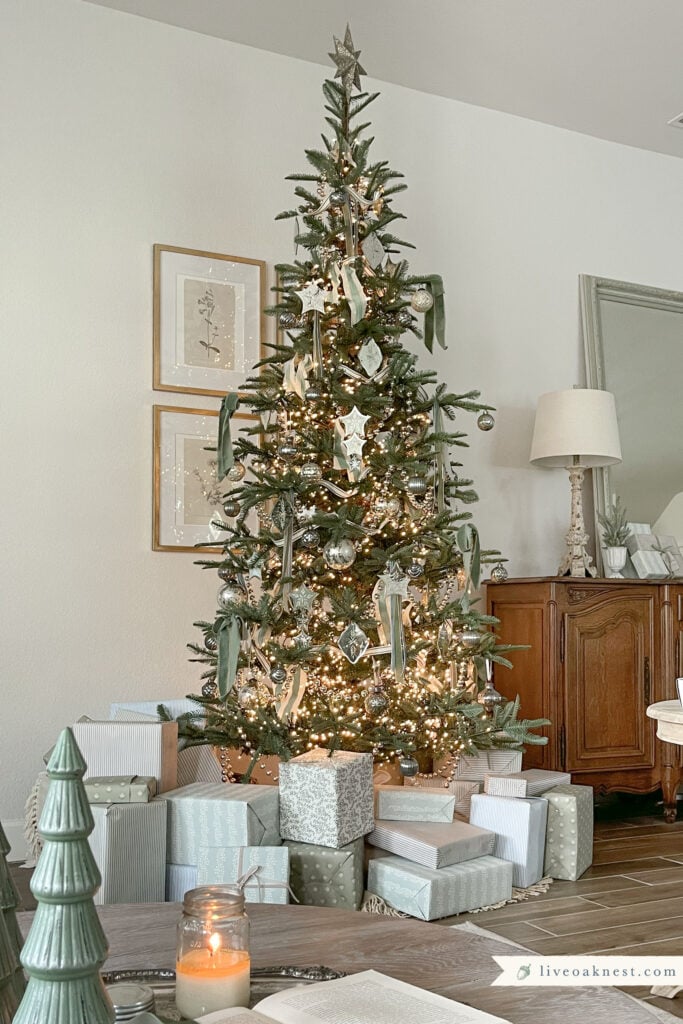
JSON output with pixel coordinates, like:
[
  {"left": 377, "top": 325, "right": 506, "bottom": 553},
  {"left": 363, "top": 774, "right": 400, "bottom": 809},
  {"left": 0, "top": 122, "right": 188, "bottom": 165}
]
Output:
[{"left": 581, "top": 275, "right": 683, "bottom": 575}]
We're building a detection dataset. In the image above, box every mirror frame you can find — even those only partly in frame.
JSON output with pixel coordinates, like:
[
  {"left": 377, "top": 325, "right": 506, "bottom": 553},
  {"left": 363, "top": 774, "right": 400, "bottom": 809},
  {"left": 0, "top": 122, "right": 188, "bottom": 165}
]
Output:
[{"left": 580, "top": 274, "right": 683, "bottom": 575}]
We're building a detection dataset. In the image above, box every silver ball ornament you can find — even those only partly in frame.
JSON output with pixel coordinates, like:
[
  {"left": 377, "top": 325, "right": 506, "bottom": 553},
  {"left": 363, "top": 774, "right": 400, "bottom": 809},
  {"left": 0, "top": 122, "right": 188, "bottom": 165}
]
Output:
[
  {"left": 490, "top": 562, "right": 509, "bottom": 583},
  {"left": 330, "top": 189, "right": 347, "bottom": 205},
  {"left": 227, "top": 462, "right": 246, "bottom": 482},
  {"left": 237, "top": 682, "right": 259, "bottom": 708},
  {"left": 305, "top": 383, "right": 324, "bottom": 402},
  {"left": 407, "top": 561, "right": 425, "bottom": 579},
  {"left": 323, "top": 538, "right": 356, "bottom": 570},
  {"left": 398, "top": 754, "right": 419, "bottom": 777},
  {"left": 222, "top": 498, "right": 241, "bottom": 517},
  {"left": 278, "top": 439, "right": 299, "bottom": 461},
  {"left": 459, "top": 628, "right": 482, "bottom": 650},
  {"left": 217, "top": 582, "right": 245, "bottom": 609},
  {"left": 300, "top": 527, "right": 320, "bottom": 549},
  {"left": 406, "top": 475, "right": 428, "bottom": 496},
  {"left": 300, "top": 462, "right": 323, "bottom": 484},
  {"left": 477, "top": 411, "right": 495, "bottom": 432},
  {"left": 410, "top": 289, "right": 434, "bottom": 313},
  {"left": 204, "top": 633, "right": 218, "bottom": 652},
  {"left": 365, "top": 687, "right": 388, "bottom": 716},
  {"left": 217, "top": 567, "right": 233, "bottom": 582},
  {"left": 201, "top": 678, "right": 218, "bottom": 697},
  {"left": 397, "top": 309, "right": 413, "bottom": 327},
  {"left": 279, "top": 311, "right": 299, "bottom": 329},
  {"left": 270, "top": 665, "right": 287, "bottom": 685}
]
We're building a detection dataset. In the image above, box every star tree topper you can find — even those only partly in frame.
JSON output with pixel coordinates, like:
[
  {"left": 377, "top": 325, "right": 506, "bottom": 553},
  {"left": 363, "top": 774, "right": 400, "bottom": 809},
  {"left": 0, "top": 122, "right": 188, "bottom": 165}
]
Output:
[{"left": 329, "top": 25, "right": 366, "bottom": 97}]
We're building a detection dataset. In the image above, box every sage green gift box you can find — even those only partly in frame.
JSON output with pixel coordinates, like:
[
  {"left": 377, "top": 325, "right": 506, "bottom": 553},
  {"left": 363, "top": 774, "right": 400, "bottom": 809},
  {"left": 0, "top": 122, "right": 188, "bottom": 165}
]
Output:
[
  {"left": 543, "top": 783, "right": 594, "bottom": 881},
  {"left": 285, "top": 837, "right": 364, "bottom": 910},
  {"left": 374, "top": 785, "right": 455, "bottom": 822},
  {"left": 84, "top": 775, "right": 156, "bottom": 803}
]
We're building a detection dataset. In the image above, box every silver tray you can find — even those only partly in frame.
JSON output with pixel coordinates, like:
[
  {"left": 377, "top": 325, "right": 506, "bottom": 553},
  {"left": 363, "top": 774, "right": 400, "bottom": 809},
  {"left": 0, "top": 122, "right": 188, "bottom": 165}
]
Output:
[{"left": 102, "top": 966, "right": 346, "bottom": 1021}]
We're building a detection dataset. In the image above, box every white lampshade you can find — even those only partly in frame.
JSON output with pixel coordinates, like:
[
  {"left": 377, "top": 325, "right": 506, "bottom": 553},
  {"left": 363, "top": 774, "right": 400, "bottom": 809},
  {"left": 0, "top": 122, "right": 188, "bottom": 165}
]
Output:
[{"left": 530, "top": 388, "right": 622, "bottom": 468}]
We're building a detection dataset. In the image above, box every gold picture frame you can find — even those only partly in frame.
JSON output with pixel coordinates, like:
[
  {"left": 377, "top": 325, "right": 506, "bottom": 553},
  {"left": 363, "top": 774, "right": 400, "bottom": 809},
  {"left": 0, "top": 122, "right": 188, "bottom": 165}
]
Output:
[
  {"left": 153, "top": 404, "right": 259, "bottom": 552},
  {"left": 153, "top": 244, "right": 266, "bottom": 397}
]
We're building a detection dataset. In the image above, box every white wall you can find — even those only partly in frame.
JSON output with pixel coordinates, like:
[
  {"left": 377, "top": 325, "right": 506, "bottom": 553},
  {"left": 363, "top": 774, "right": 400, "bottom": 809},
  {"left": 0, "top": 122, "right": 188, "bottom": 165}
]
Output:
[{"left": 2, "top": 0, "right": 682, "bottom": 856}]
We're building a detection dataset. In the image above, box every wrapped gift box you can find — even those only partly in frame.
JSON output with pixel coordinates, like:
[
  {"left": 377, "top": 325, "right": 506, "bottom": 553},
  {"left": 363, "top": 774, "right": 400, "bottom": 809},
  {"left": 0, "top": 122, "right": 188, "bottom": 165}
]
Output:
[
  {"left": 197, "top": 846, "right": 290, "bottom": 904},
  {"left": 110, "top": 698, "right": 200, "bottom": 721},
  {"left": 484, "top": 769, "right": 571, "bottom": 798},
  {"left": 279, "top": 749, "right": 373, "bottom": 849},
  {"left": 626, "top": 534, "right": 670, "bottom": 579},
  {"left": 285, "top": 837, "right": 364, "bottom": 910},
  {"left": 84, "top": 775, "right": 156, "bottom": 803},
  {"left": 89, "top": 800, "right": 167, "bottom": 905},
  {"left": 544, "top": 784, "right": 594, "bottom": 881},
  {"left": 367, "top": 854, "right": 512, "bottom": 921},
  {"left": 111, "top": 702, "right": 222, "bottom": 786},
  {"left": 166, "top": 863, "right": 198, "bottom": 902},
  {"left": 375, "top": 785, "right": 455, "bottom": 822},
  {"left": 440, "top": 750, "right": 523, "bottom": 782},
  {"left": 469, "top": 794, "right": 548, "bottom": 887},
  {"left": 367, "top": 819, "right": 495, "bottom": 869},
  {"left": 72, "top": 720, "right": 178, "bottom": 793},
  {"left": 161, "top": 783, "right": 280, "bottom": 865},
  {"left": 410, "top": 778, "right": 481, "bottom": 818}
]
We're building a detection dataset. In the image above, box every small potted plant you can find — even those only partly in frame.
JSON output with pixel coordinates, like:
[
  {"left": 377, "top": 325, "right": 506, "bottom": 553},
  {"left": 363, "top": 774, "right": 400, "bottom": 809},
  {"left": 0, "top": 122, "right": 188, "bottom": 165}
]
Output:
[{"left": 598, "top": 496, "right": 630, "bottom": 578}]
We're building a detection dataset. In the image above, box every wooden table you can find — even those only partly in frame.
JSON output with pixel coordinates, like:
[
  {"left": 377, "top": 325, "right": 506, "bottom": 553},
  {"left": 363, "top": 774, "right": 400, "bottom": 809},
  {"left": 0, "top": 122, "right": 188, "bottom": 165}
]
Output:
[
  {"left": 18, "top": 903, "right": 659, "bottom": 1024},
  {"left": 646, "top": 700, "right": 683, "bottom": 823}
]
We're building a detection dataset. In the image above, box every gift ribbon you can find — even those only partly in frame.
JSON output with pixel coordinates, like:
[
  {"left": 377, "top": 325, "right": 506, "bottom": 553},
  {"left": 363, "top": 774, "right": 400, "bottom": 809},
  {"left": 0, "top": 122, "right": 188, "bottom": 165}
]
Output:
[
  {"left": 373, "top": 575, "right": 406, "bottom": 682},
  {"left": 217, "top": 393, "right": 240, "bottom": 480},
  {"left": 410, "top": 275, "right": 446, "bottom": 353},
  {"left": 433, "top": 396, "right": 446, "bottom": 514},
  {"left": 216, "top": 616, "right": 241, "bottom": 698},
  {"left": 311, "top": 311, "right": 324, "bottom": 379},
  {"left": 341, "top": 264, "right": 367, "bottom": 324},
  {"left": 457, "top": 523, "right": 481, "bottom": 591},
  {"left": 276, "top": 667, "right": 307, "bottom": 720},
  {"left": 236, "top": 859, "right": 299, "bottom": 904}
]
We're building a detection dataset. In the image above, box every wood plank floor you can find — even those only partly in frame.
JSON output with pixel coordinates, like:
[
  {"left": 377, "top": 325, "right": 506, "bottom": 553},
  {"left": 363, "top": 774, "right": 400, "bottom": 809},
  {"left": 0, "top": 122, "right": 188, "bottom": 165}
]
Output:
[{"left": 441, "top": 815, "right": 683, "bottom": 1019}]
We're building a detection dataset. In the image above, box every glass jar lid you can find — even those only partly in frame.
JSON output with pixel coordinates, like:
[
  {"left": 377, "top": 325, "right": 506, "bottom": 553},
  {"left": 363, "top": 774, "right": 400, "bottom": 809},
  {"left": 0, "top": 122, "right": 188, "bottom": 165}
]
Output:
[
  {"left": 106, "top": 981, "right": 155, "bottom": 1020},
  {"left": 183, "top": 884, "right": 245, "bottom": 919}
]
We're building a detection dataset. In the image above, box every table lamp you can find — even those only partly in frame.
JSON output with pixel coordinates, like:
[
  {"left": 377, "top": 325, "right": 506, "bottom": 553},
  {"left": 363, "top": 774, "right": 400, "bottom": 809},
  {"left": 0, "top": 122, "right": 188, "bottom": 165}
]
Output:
[{"left": 530, "top": 388, "right": 622, "bottom": 577}]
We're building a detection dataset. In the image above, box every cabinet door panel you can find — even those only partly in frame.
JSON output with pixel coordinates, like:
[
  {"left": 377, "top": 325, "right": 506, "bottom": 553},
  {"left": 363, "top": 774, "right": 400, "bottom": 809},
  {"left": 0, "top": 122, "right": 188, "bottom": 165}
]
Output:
[{"left": 565, "top": 594, "right": 654, "bottom": 772}]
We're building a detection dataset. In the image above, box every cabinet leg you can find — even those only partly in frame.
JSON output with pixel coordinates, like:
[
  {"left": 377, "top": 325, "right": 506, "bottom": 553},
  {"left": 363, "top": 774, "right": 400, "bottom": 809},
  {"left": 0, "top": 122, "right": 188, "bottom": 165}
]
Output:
[{"left": 662, "top": 762, "right": 681, "bottom": 823}]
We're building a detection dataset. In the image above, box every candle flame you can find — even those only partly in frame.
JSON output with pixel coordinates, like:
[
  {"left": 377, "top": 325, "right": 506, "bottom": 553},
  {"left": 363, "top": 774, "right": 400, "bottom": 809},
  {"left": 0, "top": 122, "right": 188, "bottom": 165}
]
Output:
[{"left": 209, "top": 933, "right": 221, "bottom": 956}]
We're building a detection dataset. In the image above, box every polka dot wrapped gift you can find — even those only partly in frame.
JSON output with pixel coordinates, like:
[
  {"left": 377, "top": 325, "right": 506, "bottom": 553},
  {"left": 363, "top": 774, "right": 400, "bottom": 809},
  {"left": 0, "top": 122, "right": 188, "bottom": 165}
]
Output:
[{"left": 543, "top": 784, "right": 594, "bottom": 881}]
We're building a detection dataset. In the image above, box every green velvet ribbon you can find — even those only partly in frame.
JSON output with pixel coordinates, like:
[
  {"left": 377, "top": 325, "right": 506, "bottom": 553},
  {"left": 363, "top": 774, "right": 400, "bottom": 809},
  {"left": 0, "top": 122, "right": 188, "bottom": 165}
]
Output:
[
  {"left": 457, "top": 523, "right": 481, "bottom": 591},
  {"left": 389, "top": 591, "right": 406, "bottom": 683},
  {"left": 216, "top": 616, "right": 241, "bottom": 698},
  {"left": 311, "top": 311, "right": 324, "bottom": 379},
  {"left": 415, "top": 275, "right": 446, "bottom": 353},
  {"left": 217, "top": 393, "right": 240, "bottom": 481}
]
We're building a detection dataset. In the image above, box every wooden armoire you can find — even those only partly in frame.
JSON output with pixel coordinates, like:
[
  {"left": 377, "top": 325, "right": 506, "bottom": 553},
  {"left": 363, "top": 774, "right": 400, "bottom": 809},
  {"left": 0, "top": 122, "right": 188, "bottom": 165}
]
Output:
[{"left": 485, "top": 577, "right": 683, "bottom": 820}]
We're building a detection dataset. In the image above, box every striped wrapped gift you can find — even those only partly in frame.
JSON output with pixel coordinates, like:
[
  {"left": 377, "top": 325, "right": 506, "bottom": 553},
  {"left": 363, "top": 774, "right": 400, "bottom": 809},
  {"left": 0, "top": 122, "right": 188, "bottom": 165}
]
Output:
[
  {"left": 161, "top": 783, "right": 280, "bottom": 865},
  {"left": 438, "top": 749, "right": 523, "bottom": 782},
  {"left": 367, "top": 855, "right": 513, "bottom": 921},
  {"left": 110, "top": 698, "right": 200, "bottom": 720},
  {"left": 279, "top": 749, "right": 374, "bottom": 849},
  {"left": 544, "top": 784, "right": 594, "bottom": 881},
  {"left": 166, "top": 863, "right": 198, "bottom": 902},
  {"left": 410, "top": 778, "right": 482, "bottom": 818},
  {"left": 72, "top": 720, "right": 178, "bottom": 793},
  {"left": 469, "top": 794, "right": 548, "bottom": 888},
  {"left": 484, "top": 769, "right": 571, "bottom": 798},
  {"left": 110, "top": 702, "right": 222, "bottom": 786},
  {"left": 198, "top": 846, "right": 290, "bottom": 904},
  {"left": 286, "top": 837, "right": 364, "bottom": 910},
  {"left": 89, "top": 800, "right": 167, "bottom": 904},
  {"left": 367, "top": 819, "right": 495, "bottom": 869},
  {"left": 374, "top": 785, "right": 455, "bottom": 822}
]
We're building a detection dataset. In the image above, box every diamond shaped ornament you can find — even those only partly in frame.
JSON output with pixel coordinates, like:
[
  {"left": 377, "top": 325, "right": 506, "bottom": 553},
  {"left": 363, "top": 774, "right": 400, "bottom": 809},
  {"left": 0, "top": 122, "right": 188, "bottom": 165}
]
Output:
[
  {"left": 362, "top": 232, "right": 385, "bottom": 270},
  {"left": 358, "top": 338, "right": 383, "bottom": 377},
  {"left": 338, "top": 621, "right": 370, "bottom": 663}
]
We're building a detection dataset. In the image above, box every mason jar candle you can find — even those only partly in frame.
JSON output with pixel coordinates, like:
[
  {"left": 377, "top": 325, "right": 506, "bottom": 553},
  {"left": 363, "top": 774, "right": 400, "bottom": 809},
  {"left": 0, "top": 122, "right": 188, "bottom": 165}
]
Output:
[{"left": 176, "top": 886, "right": 250, "bottom": 1018}]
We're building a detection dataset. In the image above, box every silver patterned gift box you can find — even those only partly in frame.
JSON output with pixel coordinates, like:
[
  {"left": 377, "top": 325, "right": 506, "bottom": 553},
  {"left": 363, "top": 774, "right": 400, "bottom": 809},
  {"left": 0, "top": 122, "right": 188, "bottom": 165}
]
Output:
[
  {"left": 166, "top": 863, "right": 198, "bottom": 902},
  {"left": 484, "top": 769, "right": 571, "bottom": 798},
  {"left": 367, "top": 854, "right": 513, "bottom": 921},
  {"left": 410, "top": 777, "right": 481, "bottom": 818},
  {"left": 544, "top": 784, "right": 594, "bottom": 881},
  {"left": 279, "top": 749, "right": 374, "bottom": 849},
  {"left": 160, "top": 782, "right": 280, "bottom": 864},
  {"left": 438, "top": 749, "right": 523, "bottom": 782},
  {"left": 375, "top": 785, "right": 455, "bottom": 822},
  {"left": 84, "top": 775, "right": 156, "bottom": 803},
  {"left": 89, "top": 800, "right": 167, "bottom": 904},
  {"left": 469, "top": 794, "right": 548, "bottom": 887},
  {"left": 197, "top": 846, "right": 290, "bottom": 904},
  {"left": 285, "top": 837, "right": 364, "bottom": 910},
  {"left": 367, "top": 818, "right": 495, "bottom": 869},
  {"left": 72, "top": 719, "right": 178, "bottom": 793}
]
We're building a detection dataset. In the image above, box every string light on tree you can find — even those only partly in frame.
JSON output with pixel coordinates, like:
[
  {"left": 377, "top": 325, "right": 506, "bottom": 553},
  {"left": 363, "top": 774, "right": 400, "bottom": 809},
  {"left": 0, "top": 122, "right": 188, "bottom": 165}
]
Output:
[{"left": 182, "top": 27, "right": 548, "bottom": 781}]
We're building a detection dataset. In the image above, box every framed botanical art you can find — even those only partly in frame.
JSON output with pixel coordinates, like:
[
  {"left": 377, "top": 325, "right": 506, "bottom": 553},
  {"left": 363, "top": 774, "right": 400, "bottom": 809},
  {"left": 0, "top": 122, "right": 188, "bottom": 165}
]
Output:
[
  {"left": 153, "top": 244, "right": 266, "bottom": 397},
  {"left": 153, "top": 404, "right": 258, "bottom": 552}
]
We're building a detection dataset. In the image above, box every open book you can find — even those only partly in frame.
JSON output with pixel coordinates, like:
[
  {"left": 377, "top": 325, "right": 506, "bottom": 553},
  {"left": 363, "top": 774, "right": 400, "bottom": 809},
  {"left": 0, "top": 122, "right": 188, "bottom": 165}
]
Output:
[{"left": 196, "top": 970, "right": 510, "bottom": 1024}]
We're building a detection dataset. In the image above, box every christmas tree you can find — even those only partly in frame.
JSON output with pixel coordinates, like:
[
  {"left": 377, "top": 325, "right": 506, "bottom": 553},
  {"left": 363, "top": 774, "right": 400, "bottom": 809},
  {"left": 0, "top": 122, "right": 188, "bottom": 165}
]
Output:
[
  {"left": 0, "top": 819, "right": 26, "bottom": 1009},
  {"left": 184, "top": 28, "right": 547, "bottom": 781},
  {"left": 14, "top": 728, "right": 114, "bottom": 1024}
]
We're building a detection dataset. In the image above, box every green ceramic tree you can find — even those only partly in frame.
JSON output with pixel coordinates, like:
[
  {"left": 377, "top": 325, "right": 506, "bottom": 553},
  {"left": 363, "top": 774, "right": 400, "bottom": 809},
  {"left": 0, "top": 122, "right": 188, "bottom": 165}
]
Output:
[
  {"left": 0, "top": 818, "right": 26, "bottom": 1013},
  {"left": 0, "top": 911, "right": 21, "bottom": 1024},
  {"left": 13, "top": 728, "right": 114, "bottom": 1024}
]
